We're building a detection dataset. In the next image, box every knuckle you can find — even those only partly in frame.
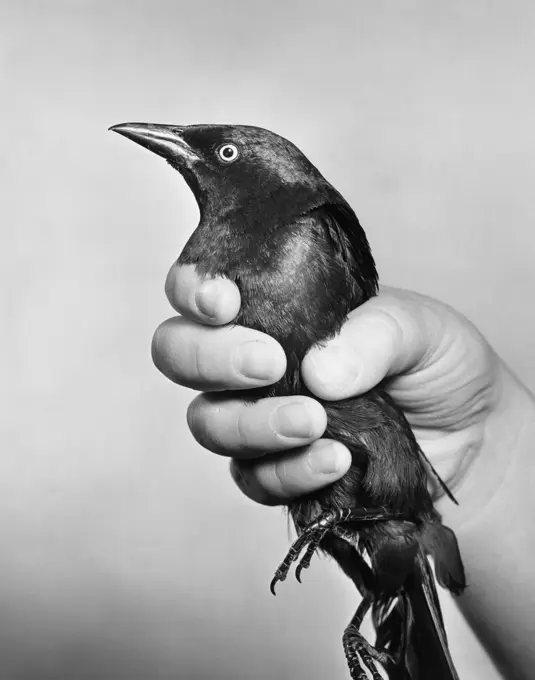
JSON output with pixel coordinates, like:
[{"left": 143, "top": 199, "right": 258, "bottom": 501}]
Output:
[
  {"left": 370, "top": 297, "right": 442, "bottom": 372},
  {"left": 151, "top": 317, "right": 198, "bottom": 384},
  {"left": 367, "top": 307, "right": 405, "bottom": 347},
  {"left": 193, "top": 332, "right": 241, "bottom": 389},
  {"left": 164, "top": 269, "right": 183, "bottom": 313},
  {"left": 164, "top": 264, "right": 178, "bottom": 304},
  {"left": 255, "top": 458, "right": 287, "bottom": 501},
  {"left": 272, "top": 459, "right": 288, "bottom": 496},
  {"left": 193, "top": 338, "right": 215, "bottom": 384},
  {"left": 165, "top": 263, "right": 196, "bottom": 314},
  {"left": 151, "top": 319, "right": 176, "bottom": 371},
  {"left": 235, "top": 402, "right": 266, "bottom": 452},
  {"left": 187, "top": 395, "right": 223, "bottom": 453},
  {"left": 235, "top": 407, "right": 250, "bottom": 450},
  {"left": 231, "top": 460, "right": 278, "bottom": 506},
  {"left": 229, "top": 459, "right": 247, "bottom": 491},
  {"left": 186, "top": 395, "right": 205, "bottom": 439}
]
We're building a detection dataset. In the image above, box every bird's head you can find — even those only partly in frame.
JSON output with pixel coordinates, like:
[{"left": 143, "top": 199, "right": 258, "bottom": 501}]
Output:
[{"left": 109, "top": 122, "right": 341, "bottom": 223}]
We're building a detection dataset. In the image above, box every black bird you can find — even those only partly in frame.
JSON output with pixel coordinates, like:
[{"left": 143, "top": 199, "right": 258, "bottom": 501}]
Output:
[{"left": 110, "top": 122, "right": 466, "bottom": 680}]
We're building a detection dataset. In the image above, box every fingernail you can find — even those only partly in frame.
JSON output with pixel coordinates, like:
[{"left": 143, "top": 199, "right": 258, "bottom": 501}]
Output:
[
  {"left": 235, "top": 341, "right": 275, "bottom": 380},
  {"left": 273, "top": 403, "right": 314, "bottom": 438},
  {"left": 308, "top": 441, "right": 346, "bottom": 474},
  {"left": 308, "top": 347, "right": 358, "bottom": 393},
  {"left": 195, "top": 280, "right": 223, "bottom": 318}
]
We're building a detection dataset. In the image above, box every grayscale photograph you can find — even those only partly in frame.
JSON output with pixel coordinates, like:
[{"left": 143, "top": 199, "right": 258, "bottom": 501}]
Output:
[{"left": 3, "top": 2, "right": 534, "bottom": 679}]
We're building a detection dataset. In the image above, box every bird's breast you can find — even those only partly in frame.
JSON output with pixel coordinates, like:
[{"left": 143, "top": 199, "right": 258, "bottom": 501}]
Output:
[
  {"left": 179, "top": 209, "right": 362, "bottom": 398},
  {"left": 232, "top": 215, "right": 359, "bottom": 398}
]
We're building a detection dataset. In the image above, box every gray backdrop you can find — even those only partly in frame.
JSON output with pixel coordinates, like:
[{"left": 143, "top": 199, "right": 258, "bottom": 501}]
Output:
[{"left": 3, "top": 1, "right": 533, "bottom": 678}]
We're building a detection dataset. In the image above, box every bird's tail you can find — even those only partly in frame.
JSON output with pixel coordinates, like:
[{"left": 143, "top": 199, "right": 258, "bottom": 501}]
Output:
[{"left": 374, "top": 553, "right": 460, "bottom": 680}]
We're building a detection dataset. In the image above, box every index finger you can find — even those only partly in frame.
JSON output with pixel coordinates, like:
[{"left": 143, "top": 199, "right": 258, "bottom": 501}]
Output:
[{"left": 165, "top": 262, "right": 241, "bottom": 326}]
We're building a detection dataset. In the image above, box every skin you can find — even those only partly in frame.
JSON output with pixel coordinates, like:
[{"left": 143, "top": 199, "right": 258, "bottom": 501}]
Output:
[{"left": 153, "top": 262, "right": 535, "bottom": 680}]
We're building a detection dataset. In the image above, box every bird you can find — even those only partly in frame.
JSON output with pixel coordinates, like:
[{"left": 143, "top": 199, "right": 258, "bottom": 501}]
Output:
[{"left": 110, "top": 121, "right": 466, "bottom": 680}]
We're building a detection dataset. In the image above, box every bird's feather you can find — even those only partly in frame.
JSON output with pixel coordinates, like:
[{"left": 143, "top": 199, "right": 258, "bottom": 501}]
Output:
[{"left": 111, "top": 121, "right": 466, "bottom": 680}]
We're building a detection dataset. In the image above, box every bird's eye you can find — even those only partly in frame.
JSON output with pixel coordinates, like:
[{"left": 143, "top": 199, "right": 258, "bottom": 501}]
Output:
[{"left": 217, "top": 143, "right": 239, "bottom": 163}]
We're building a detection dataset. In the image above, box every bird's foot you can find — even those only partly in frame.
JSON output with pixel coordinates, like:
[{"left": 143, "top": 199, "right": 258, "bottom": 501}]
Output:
[
  {"left": 270, "top": 506, "right": 401, "bottom": 595},
  {"left": 345, "top": 629, "right": 393, "bottom": 680},
  {"left": 344, "top": 597, "right": 393, "bottom": 680}
]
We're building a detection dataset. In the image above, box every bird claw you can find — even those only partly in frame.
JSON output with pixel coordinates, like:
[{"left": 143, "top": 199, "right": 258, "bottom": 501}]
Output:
[
  {"left": 269, "top": 571, "right": 285, "bottom": 596},
  {"left": 270, "top": 506, "right": 405, "bottom": 595},
  {"left": 295, "top": 563, "right": 305, "bottom": 584},
  {"left": 270, "top": 509, "right": 348, "bottom": 595}
]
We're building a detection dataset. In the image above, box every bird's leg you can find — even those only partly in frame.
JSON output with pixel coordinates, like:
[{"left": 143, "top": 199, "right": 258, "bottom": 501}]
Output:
[
  {"left": 344, "top": 596, "right": 393, "bottom": 680},
  {"left": 270, "top": 507, "right": 403, "bottom": 594},
  {"left": 294, "top": 526, "right": 331, "bottom": 583},
  {"left": 328, "top": 540, "right": 393, "bottom": 679},
  {"left": 269, "top": 529, "right": 322, "bottom": 594}
]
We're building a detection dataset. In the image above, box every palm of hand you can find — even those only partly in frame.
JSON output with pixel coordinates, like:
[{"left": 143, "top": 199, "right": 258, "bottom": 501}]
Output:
[
  {"left": 383, "top": 297, "right": 500, "bottom": 508},
  {"left": 301, "top": 287, "right": 501, "bottom": 512}
]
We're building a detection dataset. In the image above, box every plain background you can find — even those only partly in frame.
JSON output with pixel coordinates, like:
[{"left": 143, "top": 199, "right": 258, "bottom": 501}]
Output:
[{"left": 2, "top": 1, "right": 534, "bottom": 678}]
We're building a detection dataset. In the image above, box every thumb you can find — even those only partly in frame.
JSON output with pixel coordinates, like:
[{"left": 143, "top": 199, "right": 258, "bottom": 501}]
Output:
[{"left": 301, "top": 289, "right": 442, "bottom": 400}]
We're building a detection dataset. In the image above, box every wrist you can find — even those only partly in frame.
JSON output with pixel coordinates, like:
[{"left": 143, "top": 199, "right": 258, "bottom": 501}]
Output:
[
  {"left": 437, "top": 361, "right": 535, "bottom": 530},
  {"left": 439, "top": 364, "right": 535, "bottom": 679}
]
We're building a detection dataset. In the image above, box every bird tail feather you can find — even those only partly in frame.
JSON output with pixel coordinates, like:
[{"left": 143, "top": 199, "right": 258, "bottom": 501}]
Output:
[{"left": 374, "top": 553, "right": 460, "bottom": 680}]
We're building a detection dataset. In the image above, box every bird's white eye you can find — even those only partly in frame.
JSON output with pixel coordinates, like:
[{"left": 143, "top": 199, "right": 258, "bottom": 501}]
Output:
[{"left": 217, "top": 143, "right": 239, "bottom": 163}]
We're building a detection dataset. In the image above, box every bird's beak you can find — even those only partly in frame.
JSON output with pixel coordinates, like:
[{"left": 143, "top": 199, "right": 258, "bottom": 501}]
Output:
[{"left": 109, "top": 123, "right": 198, "bottom": 165}]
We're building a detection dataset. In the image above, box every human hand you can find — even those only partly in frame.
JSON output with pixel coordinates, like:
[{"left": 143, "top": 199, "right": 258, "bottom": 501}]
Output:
[
  {"left": 152, "top": 261, "right": 535, "bottom": 680},
  {"left": 153, "top": 262, "right": 510, "bottom": 523}
]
